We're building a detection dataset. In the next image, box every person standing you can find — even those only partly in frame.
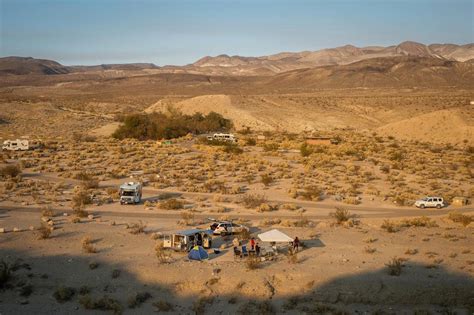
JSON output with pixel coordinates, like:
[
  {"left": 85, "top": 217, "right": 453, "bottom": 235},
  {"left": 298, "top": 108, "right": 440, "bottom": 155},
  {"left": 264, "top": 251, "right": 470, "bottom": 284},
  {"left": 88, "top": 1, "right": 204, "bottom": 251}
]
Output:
[
  {"left": 250, "top": 237, "right": 256, "bottom": 251},
  {"left": 293, "top": 236, "right": 300, "bottom": 252},
  {"left": 255, "top": 242, "right": 261, "bottom": 257}
]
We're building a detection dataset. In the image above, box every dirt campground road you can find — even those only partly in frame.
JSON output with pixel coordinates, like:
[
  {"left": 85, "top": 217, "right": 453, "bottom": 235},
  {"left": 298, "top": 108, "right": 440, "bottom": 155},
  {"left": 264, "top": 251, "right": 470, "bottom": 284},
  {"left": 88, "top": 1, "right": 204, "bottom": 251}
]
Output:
[{"left": 9, "top": 172, "right": 474, "bottom": 221}]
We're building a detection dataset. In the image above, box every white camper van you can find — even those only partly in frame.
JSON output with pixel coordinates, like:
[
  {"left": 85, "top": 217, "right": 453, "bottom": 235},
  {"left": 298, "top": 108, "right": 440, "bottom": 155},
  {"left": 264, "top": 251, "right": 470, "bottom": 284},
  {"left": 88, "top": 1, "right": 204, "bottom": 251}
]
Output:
[
  {"left": 206, "top": 133, "right": 238, "bottom": 143},
  {"left": 119, "top": 182, "right": 142, "bottom": 205},
  {"left": 163, "top": 229, "right": 213, "bottom": 252},
  {"left": 2, "top": 139, "right": 40, "bottom": 151}
]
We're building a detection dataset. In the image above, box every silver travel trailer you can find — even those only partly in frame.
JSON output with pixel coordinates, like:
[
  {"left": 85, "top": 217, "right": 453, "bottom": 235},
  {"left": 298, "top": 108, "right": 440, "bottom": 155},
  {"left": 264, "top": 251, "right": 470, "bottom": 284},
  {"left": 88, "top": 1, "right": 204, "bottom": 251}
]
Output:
[
  {"left": 206, "top": 133, "right": 238, "bottom": 143},
  {"left": 119, "top": 182, "right": 142, "bottom": 205}
]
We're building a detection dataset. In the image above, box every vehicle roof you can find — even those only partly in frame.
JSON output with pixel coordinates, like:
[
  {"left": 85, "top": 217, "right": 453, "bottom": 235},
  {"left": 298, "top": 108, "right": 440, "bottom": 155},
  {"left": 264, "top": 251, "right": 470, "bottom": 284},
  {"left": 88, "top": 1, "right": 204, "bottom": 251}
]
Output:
[
  {"left": 119, "top": 182, "right": 141, "bottom": 189},
  {"left": 174, "top": 229, "right": 213, "bottom": 236}
]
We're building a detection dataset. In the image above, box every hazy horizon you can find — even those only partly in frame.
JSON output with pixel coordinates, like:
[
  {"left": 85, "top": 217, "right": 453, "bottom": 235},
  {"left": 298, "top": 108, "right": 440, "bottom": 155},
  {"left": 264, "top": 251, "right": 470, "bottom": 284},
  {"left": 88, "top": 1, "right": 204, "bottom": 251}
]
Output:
[{"left": 1, "top": 0, "right": 473, "bottom": 66}]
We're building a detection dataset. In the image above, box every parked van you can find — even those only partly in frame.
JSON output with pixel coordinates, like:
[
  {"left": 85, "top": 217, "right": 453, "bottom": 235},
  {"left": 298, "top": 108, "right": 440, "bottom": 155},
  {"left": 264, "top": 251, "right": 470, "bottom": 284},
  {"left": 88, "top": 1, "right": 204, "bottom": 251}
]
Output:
[
  {"left": 163, "top": 229, "right": 213, "bottom": 251},
  {"left": 119, "top": 182, "right": 142, "bottom": 205},
  {"left": 414, "top": 196, "right": 444, "bottom": 209}
]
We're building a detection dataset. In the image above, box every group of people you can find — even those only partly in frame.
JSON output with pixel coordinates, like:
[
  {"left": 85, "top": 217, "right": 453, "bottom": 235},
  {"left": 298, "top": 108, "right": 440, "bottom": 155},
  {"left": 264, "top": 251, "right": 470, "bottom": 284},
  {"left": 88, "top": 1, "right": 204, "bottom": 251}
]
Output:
[{"left": 233, "top": 237, "right": 261, "bottom": 257}]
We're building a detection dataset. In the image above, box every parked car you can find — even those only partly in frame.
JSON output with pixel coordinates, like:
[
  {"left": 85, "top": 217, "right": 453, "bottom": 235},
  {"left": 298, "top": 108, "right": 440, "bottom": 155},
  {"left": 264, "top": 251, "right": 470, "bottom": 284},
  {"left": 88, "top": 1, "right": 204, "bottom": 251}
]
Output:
[
  {"left": 210, "top": 221, "right": 249, "bottom": 235},
  {"left": 414, "top": 196, "right": 444, "bottom": 209}
]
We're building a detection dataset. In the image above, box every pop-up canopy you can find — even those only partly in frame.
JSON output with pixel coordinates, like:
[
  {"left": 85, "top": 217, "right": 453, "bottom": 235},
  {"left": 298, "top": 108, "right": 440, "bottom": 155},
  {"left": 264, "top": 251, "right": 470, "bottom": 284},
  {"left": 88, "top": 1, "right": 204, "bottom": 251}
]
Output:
[{"left": 258, "top": 229, "right": 293, "bottom": 243}]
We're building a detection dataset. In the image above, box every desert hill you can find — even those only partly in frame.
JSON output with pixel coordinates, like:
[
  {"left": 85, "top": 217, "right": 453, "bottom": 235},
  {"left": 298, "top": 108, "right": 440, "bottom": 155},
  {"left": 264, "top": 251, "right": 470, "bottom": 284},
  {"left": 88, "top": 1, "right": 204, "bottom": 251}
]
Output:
[
  {"left": 266, "top": 56, "right": 474, "bottom": 89},
  {"left": 0, "top": 57, "right": 70, "bottom": 75},
  {"left": 377, "top": 107, "right": 474, "bottom": 144}
]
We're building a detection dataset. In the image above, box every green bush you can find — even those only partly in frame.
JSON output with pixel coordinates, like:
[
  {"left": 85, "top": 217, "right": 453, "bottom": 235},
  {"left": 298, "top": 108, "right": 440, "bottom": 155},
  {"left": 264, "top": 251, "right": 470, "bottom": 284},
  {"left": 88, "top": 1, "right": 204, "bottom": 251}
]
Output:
[
  {"left": 0, "top": 164, "right": 21, "bottom": 178},
  {"left": 113, "top": 112, "right": 232, "bottom": 140}
]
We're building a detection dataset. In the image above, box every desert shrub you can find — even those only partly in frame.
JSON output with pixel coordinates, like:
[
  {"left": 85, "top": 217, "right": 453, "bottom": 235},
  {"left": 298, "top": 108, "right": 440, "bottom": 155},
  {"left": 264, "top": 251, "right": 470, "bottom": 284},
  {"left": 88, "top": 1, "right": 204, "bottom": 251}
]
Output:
[
  {"left": 299, "top": 185, "right": 323, "bottom": 201},
  {"left": 238, "top": 301, "right": 274, "bottom": 315},
  {"left": 192, "top": 296, "right": 214, "bottom": 315},
  {"left": 0, "top": 164, "right": 21, "bottom": 178},
  {"left": 257, "top": 203, "right": 277, "bottom": 213},
  {"left": 263, "top": 143, "right": 279, "bottom": 152},
  {"left": 246, "top": 256, "right": 261, "bottom": 270},
  {"left": 113, "top": 111, "right": 232, "bottom": 140},
  {"left": 41, "top": 208, "right": 55, "bottom": 217},
  {"left": 128, "top": 292, "right": 152, "bottom": 308},
  {"left": 82, "top": 237, "right": 97, "bottom": 254},
  {"left": 330, "top": 207, "right": 351, "bottom": 224},
  {"left": 79, "top": 286, "right": 90, "bottom": 295},
  {"left": 37, "top": 223, "right": 52, "bottom": 240},
  {"left": 448, "top": 211, "right": 472, "bottom": 227},
  {"left": 153, "top": 300, "right": 174, "bottom": 311},
  {"left": 222, "top": 143, "right": 243, "bottom": 154},
  {"left": 79, "top": 294, "right": 122, "bottom": 314},
  {"left": 405, "top": 249, "right": 418, "bottom": 255},
  {"left": 364, "top": 246, "right": 376, "bottom": 254},
  {"left": 245, "top": 138, "right": 256, "bottom": 146},
  {"left": 379, "top": 165, "right": 390, "bottom": 174},
  {"left": 72, "top": 190, "right": 92, "bottom": 210},
  {"left": 381, "top": 220, "right": 400, "bottom": 233},
  {"left": 400, "top": 216, "right": 438, "bottom": 228},
  {"left": 386, "top": 257, "right": 402, "bottom": 276},
  {"left": 241, "top": 194, "right": 267, "bottom": 208},
  {"left": 160, "top": 198, "right": 184, "bottom": 210},
  {"left": 260, "top": 174, "right": 274, "bottom": 187},
  {"left": 155, "top": 242, "right": 172, "bottom": 263},
  {"left": 287, "top": 251, "right": 298, "bottom": 264},
  {"left": 300, "top": 143, "right": 313, "bottom": 157},
  {"left": 128, "top": 221, "right": 147, "bottom": 234},
  {"left": 82, "top": 179, "right": 99, "bottom": 189},
  {"left": 179, "top": 211, "right": 195, "bottom": 225},
  {"left": 53, "top": 286, "right": 76, "bottom": 303},
  {"left": 111, "top": 269, "right": 121, "bottom": 279},
  {"left": 0, "top": 260, "right": 13, "bottom": 288}
]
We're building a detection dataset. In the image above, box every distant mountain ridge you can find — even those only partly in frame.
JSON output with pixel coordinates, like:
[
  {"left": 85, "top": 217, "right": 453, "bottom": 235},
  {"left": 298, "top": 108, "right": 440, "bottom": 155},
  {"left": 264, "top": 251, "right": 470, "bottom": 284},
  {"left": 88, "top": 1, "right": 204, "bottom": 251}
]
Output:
[
  {"left": 0, "top": 41, "right": 473, "bottom": 76},
  {"left": 185, "top": 41, "right": 474, "bottom": 75}
]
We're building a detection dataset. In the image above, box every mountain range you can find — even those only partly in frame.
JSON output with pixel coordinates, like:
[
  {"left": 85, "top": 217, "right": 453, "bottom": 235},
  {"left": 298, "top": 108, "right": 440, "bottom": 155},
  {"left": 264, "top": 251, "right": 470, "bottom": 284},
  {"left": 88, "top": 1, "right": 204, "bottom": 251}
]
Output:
[{"left": 1, "top": 41, "right": 473, "bottom": 76}]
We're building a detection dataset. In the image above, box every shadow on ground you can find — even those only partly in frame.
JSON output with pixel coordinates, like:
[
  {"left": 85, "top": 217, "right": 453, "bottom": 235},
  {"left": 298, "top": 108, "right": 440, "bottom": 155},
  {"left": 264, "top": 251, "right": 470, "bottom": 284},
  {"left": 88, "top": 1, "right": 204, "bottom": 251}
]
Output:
[{"left": 1, "top": 247, "right": 473, "bottom": 314}]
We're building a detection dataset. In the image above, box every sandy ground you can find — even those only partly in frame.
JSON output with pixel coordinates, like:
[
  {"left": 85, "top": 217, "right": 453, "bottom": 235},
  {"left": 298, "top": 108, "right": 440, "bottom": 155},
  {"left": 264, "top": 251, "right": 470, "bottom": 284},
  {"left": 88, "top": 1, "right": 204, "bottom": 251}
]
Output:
[{"left": 1, "top": 205, "right": 473, "bottom": 314}]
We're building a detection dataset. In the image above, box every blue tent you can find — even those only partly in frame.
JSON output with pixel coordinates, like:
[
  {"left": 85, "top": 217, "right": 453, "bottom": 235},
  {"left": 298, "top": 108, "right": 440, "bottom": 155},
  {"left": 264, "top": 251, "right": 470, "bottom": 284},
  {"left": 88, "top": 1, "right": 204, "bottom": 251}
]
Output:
[{"left": 188, "top": 246, "right": 209, "bottom": 261}]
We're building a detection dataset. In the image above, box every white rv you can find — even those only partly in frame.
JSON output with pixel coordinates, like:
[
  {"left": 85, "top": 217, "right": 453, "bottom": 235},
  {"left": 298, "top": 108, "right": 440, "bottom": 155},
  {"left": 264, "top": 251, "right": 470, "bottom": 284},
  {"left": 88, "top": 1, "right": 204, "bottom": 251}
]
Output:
[
  {"left": 2, "top": 139, "right": 40, "bottom": 151},
  {"left": 119, "top": 182, "right": 142, "bottom": 205},
  {"left": 206, "top": 133, "right": 238, "bottom": 143}
]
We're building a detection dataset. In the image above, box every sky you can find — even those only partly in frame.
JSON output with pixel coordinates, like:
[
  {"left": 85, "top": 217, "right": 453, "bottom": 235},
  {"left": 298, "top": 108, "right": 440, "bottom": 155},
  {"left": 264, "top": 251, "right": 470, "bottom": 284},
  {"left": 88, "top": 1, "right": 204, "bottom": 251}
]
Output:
[{"left": 0, "top": 0, "right": 473, "bottom": 66}]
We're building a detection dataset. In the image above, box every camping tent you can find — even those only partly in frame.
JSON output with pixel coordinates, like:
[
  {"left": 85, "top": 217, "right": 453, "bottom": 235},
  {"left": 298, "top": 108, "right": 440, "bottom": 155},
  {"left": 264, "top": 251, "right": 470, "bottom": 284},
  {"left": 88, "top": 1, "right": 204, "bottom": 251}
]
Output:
[
  {"left": 258, "top": 229, "right": 293, "bottom": 243},
  {"left": 188, "top": 246, "right": 209, "bottom": 261}
]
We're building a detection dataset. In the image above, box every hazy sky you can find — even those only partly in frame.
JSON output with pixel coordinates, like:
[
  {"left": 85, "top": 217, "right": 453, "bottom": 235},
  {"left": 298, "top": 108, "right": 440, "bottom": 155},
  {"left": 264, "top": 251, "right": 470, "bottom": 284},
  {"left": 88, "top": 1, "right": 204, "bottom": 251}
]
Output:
[{"left": 1, "top": 0, "right": 473, "bottom": 65}]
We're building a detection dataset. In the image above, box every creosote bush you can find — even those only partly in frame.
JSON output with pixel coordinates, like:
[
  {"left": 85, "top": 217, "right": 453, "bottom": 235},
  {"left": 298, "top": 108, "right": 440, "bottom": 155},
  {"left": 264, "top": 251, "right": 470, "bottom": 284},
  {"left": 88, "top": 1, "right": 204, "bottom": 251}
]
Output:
[
  {"left": 330, "top": 207, "right": 351, "bottom": 224},
  {"left": 53, "top": 286, "right": 76, "bottom": 303},
  {"left": 160, "top": 198, "right": 184, "bottom": 210},
  {"left": 0, "top": 164, "right": 21, "bottom": 178},
  {"left": 386, "top": 257, "right": 403, "bottom": 276},
  {"left": 79, "top": 294, "right": 122, "bottom": 314},
  {"left": 241, "top": 194, "right": 267, "bottom": 208}
]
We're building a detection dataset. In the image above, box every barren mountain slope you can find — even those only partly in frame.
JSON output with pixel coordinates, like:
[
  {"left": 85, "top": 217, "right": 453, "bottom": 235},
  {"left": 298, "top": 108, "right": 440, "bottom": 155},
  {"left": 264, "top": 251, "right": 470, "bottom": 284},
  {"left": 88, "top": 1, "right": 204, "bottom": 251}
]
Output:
[{"left": 377, "top": 107, "right": 474, "bottom": 144}]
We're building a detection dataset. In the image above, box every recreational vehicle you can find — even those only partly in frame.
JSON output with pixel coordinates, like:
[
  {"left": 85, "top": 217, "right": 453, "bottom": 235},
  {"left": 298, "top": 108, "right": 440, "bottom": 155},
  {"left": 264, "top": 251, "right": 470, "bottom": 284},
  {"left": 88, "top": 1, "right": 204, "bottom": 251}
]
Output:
[
  {"left": 163, "top": 229, "right": 213, "bottom": 251},
  {"left": 2, "top": 139, "right": 40, "bottom": 151},
  {"left": 119, "top": 182, "right": 142, "bottom": 205},
  {"left": 206, "top": 133, "right": 238, "bottom": 143}
]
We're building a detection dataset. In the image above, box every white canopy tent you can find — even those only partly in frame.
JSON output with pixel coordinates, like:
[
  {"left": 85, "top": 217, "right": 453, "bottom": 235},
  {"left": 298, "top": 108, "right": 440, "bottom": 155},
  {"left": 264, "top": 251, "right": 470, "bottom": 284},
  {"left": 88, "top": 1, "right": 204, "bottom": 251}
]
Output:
[{"left": 258, "top": 229, "right": 293, "bottom": 243}]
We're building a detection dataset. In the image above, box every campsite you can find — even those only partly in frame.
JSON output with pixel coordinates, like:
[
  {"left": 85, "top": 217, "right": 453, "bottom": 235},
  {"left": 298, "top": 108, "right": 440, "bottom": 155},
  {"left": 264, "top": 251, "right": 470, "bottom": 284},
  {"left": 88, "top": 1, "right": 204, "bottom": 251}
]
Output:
[{"left": 1, "top": 1, "right": 474, "bottom": 313}]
